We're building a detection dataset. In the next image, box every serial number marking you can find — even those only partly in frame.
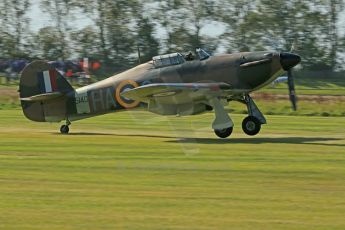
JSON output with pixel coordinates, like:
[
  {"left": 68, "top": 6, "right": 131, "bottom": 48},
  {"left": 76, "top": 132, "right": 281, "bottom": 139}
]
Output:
[{"left": 76, "top": 96, "right": 88, "bottom": 104}]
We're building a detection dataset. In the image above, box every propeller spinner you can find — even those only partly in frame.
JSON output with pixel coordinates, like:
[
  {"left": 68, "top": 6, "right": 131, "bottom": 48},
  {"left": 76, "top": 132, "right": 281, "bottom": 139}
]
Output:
[{"left": 280, "top": 52, "right": 301, "bottom": 111}]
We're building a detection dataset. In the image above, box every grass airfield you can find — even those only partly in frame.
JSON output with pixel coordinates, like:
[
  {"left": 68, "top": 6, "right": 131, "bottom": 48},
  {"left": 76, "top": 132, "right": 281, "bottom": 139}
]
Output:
[{"left": 0, "top": 109, "right": 345, "bottom": 230}]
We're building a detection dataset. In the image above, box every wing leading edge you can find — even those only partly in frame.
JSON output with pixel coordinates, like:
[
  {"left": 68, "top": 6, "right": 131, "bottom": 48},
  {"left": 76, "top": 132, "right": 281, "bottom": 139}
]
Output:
[{"left": 121, "top": 82, "right": 233, "bottom": 105}]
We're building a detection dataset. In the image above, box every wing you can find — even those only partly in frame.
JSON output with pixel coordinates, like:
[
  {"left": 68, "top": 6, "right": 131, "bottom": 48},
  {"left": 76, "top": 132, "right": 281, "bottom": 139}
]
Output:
[{"left": 121, "top": 82, "right": 233, "bottom": 104}]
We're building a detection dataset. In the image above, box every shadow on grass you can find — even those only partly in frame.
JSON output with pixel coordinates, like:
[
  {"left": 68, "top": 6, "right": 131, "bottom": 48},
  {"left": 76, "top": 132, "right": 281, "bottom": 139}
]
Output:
[
  {"left": 166, "top": 137, "right": 345, "bottom": 147},
  {"left": 52, "top": 132, "right": 175, "bottom": 139},
  {"left": 53, "top": 132, "right": 345, "bottom": 147},
  {"left": 58, "top": 132, "right": 114, "bottom": 136}
]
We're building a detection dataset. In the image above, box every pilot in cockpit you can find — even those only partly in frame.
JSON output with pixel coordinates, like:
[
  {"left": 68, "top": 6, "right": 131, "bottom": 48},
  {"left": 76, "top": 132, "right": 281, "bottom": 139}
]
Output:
[{"left": 185, "top": 51, "right": 194, "bottom": 61}]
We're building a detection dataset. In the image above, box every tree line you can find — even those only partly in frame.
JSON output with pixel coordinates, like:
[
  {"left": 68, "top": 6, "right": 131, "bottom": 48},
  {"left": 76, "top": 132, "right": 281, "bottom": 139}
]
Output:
[{"left": 0, "top": 0, "right": 344, "bottom": 74}]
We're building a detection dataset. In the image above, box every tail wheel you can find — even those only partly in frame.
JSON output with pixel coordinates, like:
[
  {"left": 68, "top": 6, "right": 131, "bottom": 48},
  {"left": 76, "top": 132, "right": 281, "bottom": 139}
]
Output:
[
  {"left": 242, "top": 116, "right": 261, "bottom": 136},
  {"left": 60, "top": 125, "right": 69, "bottom": 134},
  {"left": 214, "top": 127, "right": 233, "bottom": 138}
]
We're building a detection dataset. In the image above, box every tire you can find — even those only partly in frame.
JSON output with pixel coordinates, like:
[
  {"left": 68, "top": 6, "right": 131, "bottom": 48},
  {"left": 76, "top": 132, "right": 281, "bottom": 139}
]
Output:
[
  {"left": 242, "top": 116, "right": 261, "bottom": 136},
  {"left": 214, "top": 127, "right": 233, "bottom": 138},
  {"left": 60, "top": 125, "right": 69, "bottom": 134}
]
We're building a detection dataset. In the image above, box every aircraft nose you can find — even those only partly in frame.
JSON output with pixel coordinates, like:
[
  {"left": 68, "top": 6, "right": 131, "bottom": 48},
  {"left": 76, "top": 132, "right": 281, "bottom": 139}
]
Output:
[{"left": 280, "top": 52, "right": 301, "bottom": 70}]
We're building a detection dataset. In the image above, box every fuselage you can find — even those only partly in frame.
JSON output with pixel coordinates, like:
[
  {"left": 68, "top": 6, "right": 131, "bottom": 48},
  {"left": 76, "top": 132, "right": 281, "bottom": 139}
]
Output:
[{"left": 64, "top": 51, "right": 285, "bottom": 121}]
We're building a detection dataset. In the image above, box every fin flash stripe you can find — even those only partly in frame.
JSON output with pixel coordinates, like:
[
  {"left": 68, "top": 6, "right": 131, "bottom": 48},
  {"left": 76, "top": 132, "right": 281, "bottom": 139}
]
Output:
[{"left": 37, "top": 70, "right": 58, "bottom": 93}]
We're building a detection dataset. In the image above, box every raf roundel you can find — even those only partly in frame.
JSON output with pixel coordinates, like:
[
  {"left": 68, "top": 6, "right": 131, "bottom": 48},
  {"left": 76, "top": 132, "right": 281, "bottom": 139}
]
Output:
[{"left": 115, "top": 80, "right": 140, "bottom": 109}]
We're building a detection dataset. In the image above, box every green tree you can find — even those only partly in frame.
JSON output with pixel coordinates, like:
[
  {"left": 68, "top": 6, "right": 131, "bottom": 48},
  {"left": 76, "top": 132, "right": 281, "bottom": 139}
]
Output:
[
  {"left": 0, "top": 0, "right": 30, "bottom": 58},
  {"left": 216, "top": 0, "right": 257, "bottom": 52},
  {"left": 73, "top": 0, "right": 141, "bottom": 68},
  {"left": 70, "top": 26, "right": 101, "bottom": 58},
  {"left": 327, "top": 0, "right": 344, "bottom": 70},
  {"left": 155, "top": 0, "right": 218, "bottom": 53},
  {"left": 40, "top": 0, "right": 75, "bottom": 60},
  {"left": 219, "top": 0, "right": 333, "bottom": 70},
  {"left": 35, "top": 26, "right": 66, "bottom": 60},
  {"left": 137, "top": 17, "right": 160, "bottom": 63}
]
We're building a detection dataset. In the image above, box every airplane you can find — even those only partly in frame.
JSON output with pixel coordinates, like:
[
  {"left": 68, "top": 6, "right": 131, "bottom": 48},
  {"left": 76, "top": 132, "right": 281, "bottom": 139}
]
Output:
[
  {"left": 272, "top": 76, "right": 288, "bottom": 86},
  {"left": 19, "top": 48, "right": 300, "bottom": 138}
]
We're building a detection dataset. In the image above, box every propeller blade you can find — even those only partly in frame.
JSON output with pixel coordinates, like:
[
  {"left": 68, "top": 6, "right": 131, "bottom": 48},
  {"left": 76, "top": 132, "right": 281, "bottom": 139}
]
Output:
[
  {"left": 280, "top": 52, "right": 300, "bottom": 111},
  {"left": 287, "top": 70, "right": 297, "bottom": 111}
]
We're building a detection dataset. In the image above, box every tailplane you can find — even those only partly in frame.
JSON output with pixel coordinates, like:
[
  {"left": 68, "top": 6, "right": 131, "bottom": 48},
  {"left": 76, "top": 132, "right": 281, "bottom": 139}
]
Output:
[{"left": 19, "top": 61, "right": 74, "bottom": 122}]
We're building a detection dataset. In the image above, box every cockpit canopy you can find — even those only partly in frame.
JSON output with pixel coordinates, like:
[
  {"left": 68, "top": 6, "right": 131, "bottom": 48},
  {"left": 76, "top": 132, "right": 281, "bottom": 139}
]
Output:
[
  {"left": 152, "top": 53, "right": 185, "bottom": 68},
  {"left": 196, "top": 48, "right": 210, "bottom": 60},
  {"left": 152, "top": 48, "right": 211, "bottom": 68}
]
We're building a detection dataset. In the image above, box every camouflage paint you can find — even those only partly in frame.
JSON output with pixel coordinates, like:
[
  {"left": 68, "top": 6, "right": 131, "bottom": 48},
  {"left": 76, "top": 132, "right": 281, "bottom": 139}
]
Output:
[{"left": 20, "top": 51, "right": 298, "bottom": 123}]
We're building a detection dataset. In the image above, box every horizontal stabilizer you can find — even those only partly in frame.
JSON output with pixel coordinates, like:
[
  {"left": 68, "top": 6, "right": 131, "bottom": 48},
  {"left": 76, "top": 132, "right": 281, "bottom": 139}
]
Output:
[{"left": 20, "top": 92, "right": 64, "bottom": 102}]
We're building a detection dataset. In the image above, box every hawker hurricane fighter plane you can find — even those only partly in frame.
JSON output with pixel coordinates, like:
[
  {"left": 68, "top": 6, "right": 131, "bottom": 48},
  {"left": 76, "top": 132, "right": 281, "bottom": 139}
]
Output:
[{"left": 19, "top": 49, "right": 300, "bottom": 138}]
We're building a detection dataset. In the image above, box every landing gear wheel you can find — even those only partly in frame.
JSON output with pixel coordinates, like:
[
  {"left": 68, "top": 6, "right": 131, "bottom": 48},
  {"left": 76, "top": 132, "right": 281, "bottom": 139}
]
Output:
[
  {"left": 214, "top": 127, "right": 233, "bottom": 138},
  {"left": 60, "top": 125, "right": 69, "bottom": 134},
  {"left": 242, "top": 116, "right": 261, "bottom": 136}
]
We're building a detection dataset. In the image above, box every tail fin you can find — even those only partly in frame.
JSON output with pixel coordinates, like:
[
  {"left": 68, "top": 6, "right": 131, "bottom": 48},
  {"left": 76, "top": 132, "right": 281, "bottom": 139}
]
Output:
[{"left": 19, "top": 61, "right": 74, "bottom": 122}]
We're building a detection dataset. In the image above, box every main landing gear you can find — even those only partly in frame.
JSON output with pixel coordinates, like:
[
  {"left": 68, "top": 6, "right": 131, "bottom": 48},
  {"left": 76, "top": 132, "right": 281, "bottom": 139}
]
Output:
[
  {"left": 208, "top": 97, "right": 234, "bottom": 139},
  {"left": 214, "top": 127, "right": 233, "bottom": 138},
  {"left": 241, "top": 95, "right": 266, "bottom": 136},
  {"left": 209, "top": 94, "right": 266, "bottom": 138},
  {"left": 242, "top": 116, "right": 261, "bottom": 136},
  {"left": 60, "top": 119, "right": 71, "bottom": 134},
  {"left": 240, "top": 94, "right": 266, "bottom": 136}
]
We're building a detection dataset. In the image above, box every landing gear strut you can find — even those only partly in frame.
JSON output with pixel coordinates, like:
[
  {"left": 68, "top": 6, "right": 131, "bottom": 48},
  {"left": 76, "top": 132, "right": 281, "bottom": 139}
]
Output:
[
  {"left": 209, "top": 97, "right": 234, "bottom": 139},
  {"left": 60, "top": 119, "right": 71, "bottom": 134},
  {"left": 240, "top": 94, "right": 266, "bottom": 136}
]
